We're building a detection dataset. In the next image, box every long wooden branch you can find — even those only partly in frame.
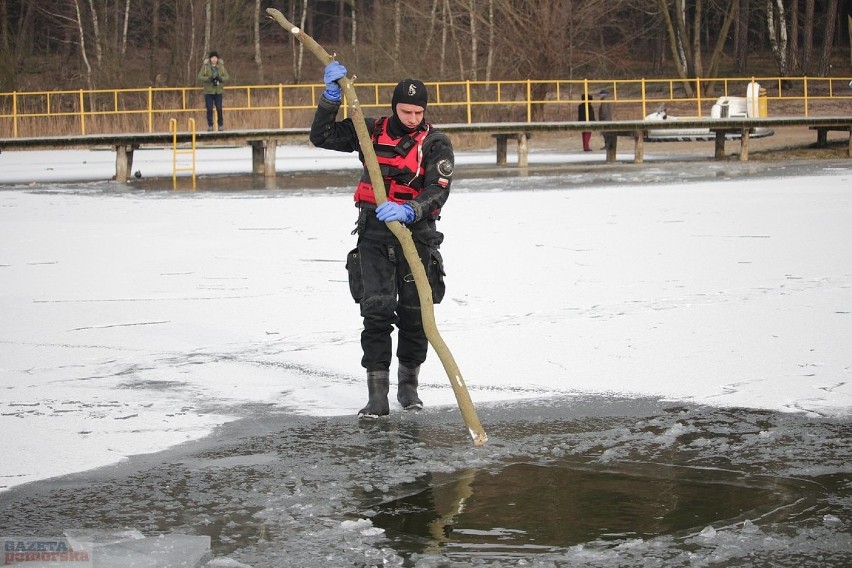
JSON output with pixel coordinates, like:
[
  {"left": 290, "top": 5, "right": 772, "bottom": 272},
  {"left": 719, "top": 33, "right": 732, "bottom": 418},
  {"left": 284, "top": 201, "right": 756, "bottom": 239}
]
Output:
[{"left": 266, "top": 8, "right": 487, "bottom": 446}]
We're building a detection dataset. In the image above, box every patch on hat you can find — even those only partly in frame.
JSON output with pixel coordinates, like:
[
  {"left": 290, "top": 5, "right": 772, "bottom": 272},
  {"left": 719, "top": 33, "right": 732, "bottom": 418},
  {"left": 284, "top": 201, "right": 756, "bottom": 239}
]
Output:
[
  {"left": 437, "top": 159, "right": 453, "bottom": 177},
  {"left": 392, "top": 79, "right": 429, "bottom": 109}
]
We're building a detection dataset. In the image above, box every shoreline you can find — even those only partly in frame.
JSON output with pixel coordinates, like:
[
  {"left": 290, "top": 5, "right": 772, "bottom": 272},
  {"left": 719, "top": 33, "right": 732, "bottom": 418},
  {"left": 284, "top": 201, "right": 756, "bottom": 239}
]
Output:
[{"left": 1, "top": 125, "right": 850, "bottom": 186}]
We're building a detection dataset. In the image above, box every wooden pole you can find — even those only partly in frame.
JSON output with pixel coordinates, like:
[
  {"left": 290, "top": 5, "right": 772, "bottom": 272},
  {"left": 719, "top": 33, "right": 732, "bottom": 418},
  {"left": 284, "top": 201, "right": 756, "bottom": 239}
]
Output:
[{"left": 266, "top": 8, "right": 487, "bottom": 446}]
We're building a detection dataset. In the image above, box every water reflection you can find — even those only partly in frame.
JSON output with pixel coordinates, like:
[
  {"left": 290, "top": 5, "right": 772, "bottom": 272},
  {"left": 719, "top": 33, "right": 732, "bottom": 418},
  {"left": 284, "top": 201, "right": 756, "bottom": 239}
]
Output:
[{"left": 371, "top": 461, "right": 803, "bottom": 557}]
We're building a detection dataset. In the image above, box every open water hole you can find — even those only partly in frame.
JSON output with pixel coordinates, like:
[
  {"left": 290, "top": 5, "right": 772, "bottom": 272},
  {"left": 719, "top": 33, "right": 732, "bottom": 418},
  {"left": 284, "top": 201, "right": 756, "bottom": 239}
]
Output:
[
  {"left": 0, "top": 397, "right": 849, "bottom": 566},
  {"left": 369, "top": 460, "right": 811, "bottom": 559}
]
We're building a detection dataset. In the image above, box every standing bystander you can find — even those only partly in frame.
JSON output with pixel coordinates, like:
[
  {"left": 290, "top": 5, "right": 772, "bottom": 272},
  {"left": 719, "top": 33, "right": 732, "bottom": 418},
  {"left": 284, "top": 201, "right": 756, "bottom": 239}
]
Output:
[
  {"left": 197, "top": 51, "right": 229, "bottom": 132},
  {"left": 578, "top": 93, "right": 595, "bottom": 152}
]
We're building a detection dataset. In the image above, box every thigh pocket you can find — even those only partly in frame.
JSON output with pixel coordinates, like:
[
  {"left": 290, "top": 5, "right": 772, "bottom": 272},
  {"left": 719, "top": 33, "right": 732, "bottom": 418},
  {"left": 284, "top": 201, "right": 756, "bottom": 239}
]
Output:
[
  {"left": 345, "top": 248, "right": 364, "bottom": 303},
  {"left": 428, "top": 250, "right": 446, "bottom": 304}
]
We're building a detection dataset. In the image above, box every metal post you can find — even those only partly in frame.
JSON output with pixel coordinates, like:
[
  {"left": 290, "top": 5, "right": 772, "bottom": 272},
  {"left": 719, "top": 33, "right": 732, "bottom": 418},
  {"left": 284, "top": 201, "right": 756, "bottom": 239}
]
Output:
[
  {"left": 188, "top": 118, "right": 197, "bottom": 190},
  {"left": 79, "top": 89, "right": 86, "bottom": 135},
  {"left": 278, "top": 84, "right": 284, "bottom": 129},
  {"left": 696, "top": 77, "right": 702, "bottom": 117},
  {"left": 148, "top": 87, "right": 154, "bottom": 133},
  {"left": 526, "top": 79, "right": 532, "bottom": 123},
  {"left": 12, "top": 92, "right": 17, "bottom": 138},
  {"left": 465, "top": 80, "right": 472, "bottom": 124},
  {"left": 170, "top": 118, "right": 178, "bottom": 188}
]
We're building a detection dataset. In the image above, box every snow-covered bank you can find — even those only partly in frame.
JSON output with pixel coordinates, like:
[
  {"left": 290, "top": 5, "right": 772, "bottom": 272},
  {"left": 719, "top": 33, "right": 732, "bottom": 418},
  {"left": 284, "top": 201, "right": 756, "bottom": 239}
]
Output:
[{"left": 1, "top": 148, "right": 851, "bottom": 492}]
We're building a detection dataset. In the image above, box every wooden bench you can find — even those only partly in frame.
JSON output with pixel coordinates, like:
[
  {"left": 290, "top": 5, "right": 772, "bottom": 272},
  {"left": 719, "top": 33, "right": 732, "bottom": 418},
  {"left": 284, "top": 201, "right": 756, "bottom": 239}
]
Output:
[
  {"left": 602, "top": 130, "right": 646, "bottom": 164},
  {"left": 710, "top": 128, "right": 754, "bottom": 161},
  {"left": 810, "top": 126, "right": 852, "bottom": 156},
  {"left": 492, "top": 133, "right": 532, "bottom": 167},
  {"left": 114, "top": 143, "right": 141, "bottom": 181},
  {"left": 247, "top": 138, "right": 279, "bottom": 177}
]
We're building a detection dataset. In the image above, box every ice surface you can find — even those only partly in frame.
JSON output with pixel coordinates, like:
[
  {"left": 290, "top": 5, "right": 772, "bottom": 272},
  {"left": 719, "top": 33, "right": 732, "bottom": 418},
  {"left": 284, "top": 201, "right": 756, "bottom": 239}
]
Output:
[
  {"left": 0, "top": 146, "right": 850, "bottom": 502},
  {"left": 91, "top": 534, "right": 210, "bottom": 568},
  {"left": 24, "top": 530, "right": 212, "bottom": 568}
]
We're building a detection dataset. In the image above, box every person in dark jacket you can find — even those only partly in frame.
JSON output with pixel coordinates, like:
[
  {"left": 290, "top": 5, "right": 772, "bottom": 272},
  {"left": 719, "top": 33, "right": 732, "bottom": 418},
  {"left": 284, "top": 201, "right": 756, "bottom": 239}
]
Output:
[
  {"left": 197, "top": 51, "right": 229, "bottom": 131},
  {"left": 309, "top": 61, "right": 454, "bottom": 418},
  {"left": 578, "top": 93, "right": 595, "bottom": 151},
  {"left": 598, "top": 88, "right": 614, "bottom": 151}
]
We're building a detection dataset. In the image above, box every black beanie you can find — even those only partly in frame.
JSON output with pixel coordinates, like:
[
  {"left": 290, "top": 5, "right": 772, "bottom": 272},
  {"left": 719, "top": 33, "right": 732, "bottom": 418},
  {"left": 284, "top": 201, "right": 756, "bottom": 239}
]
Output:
[
  {"left": 208, "top": 51, "right": 219, "bottom": 59},
  {"left": 391, "top": 79, "right": 428, "bottom": 110}
]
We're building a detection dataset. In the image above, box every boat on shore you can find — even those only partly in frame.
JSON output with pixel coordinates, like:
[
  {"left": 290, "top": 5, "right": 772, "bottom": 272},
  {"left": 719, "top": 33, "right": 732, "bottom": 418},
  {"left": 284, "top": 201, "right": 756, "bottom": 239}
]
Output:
[{"left": 644, "top": 82, "right": 775, "bottom": 142}]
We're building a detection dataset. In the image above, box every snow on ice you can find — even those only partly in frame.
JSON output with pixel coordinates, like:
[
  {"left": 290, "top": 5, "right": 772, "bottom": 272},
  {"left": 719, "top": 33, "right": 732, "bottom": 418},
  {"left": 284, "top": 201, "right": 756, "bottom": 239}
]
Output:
[{"left": 1, "top": 145, "right": 851, "bottom": 493}]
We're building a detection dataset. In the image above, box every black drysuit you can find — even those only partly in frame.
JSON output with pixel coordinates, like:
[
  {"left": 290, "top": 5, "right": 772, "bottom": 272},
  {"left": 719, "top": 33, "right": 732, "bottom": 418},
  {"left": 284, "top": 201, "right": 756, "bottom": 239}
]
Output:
[{"left": 309, "top": 95, "right": 454, "bottom": 371}]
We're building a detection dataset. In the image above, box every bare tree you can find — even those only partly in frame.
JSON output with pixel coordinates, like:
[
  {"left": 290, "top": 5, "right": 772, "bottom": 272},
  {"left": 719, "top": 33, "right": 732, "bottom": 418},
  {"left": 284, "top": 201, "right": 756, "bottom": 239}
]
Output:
[
  {"left": 187, "top": 0, "right": 198, "bottom": 83},
  {"left": 817, "top": 0, "right": 841, "bottom": 75},
  {"left": 3, "top": 0, "right": 849, "bottom": 93},
  {"left": 0, "top": 0, "right": 8, "bottom": 55},
  {"left": 120, "top": 0, "right": 130, "bottom": 55},
  {"left": 253, "top": 0, "right": 264, "bottom": 82},
  {"left": 449, "top": 0, "right": 466, "bottom": 78},
  {"left": 350, "top": 0, "right": 357, "bottom": 48},
  {"left": 657, "top": 1, "right": 736, "bottom": 82},
  {"left": 734, "top": 0, "right": 752, "bottom": 72},
  {"left": 204, "top": 0, "right": 212, "bottom": 58},
  {"left": 149, "top": 0, "right": 160, "bottom": 83},
  {"left": 468, "top": 0, "right": 477, "bottom": 80},
  {"left": 337, "top": 0, "right": 345, "bottom": 44},
  {"left": 292, "top": 0, "right": 308, "bottom": 83},
  {"left": 704, "top": 0, "right": 740, "bottom": 86},
  {"left": 423, "top": 0, "right": 440, "bottom": 54},
  {"left": 0, "top": 0, "right": 38, "bottom": 90},
  {"left": 692, "top": 0, "right": 703, "bottom": 77},
  {"left": 331, "top": 0, "right": 357, "bottom": 48},
  {"left": 848, "top": 0, "right": 852, "bottom": 67},
  {"left": 482, "top": 0, "right": 622, "bottom": 119},
  {"left": 393, "top": 0, "right": 401, "bottom": 68},
  {"left": 85, "top": 0, "right": 102, "bottom": 66},
  {"left": 658, "top": 0, "right": 689, "bottom": 84},
  {"left": 73, "top": 0, "right": 93, "bottom": 88},
  {"left": 485, "top": 0, "right": 495, "bottom": 81},
  {"left": 802, "top": 0, "right": 814, "bottom": 73},
  {"left": 788, "top": 0, "right": 801, "bottom": 74},
  {"left": 440, "top": 0, "right": 448, "bottom": 76},
  {"left": 766, "top": 0, "right": 789, "bottom": 76}
]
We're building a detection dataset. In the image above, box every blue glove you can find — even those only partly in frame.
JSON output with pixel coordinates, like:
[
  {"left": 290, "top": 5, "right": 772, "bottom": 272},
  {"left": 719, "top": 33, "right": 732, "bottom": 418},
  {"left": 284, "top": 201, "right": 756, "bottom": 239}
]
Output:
[
  {"left": 323, "top": 61, "right": 347, "bottom": 102},
  {"left": 376, "top": 202, "right": 415, "bottom": 224}
]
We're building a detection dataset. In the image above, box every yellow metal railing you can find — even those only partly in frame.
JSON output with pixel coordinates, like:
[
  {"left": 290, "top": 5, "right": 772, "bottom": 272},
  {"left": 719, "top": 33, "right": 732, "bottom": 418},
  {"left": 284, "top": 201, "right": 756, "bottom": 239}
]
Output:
[
  {"left": 170, "top": 118, "right": 197, "bottom": 190},
  {"left": 1, "top": 76, "right": 850, "bottom": 139}
]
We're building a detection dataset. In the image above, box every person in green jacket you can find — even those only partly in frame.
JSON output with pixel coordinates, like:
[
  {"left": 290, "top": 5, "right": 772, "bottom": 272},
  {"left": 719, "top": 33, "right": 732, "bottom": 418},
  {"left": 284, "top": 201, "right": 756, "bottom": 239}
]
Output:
[{"left": 197, "top": 51, "right": 229, "bottom": 131}]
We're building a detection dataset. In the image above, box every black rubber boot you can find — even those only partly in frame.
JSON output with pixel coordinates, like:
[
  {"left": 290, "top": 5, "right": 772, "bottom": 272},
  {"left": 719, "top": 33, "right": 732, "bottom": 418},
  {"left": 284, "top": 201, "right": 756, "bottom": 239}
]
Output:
[
  {"left": 397, "top": 365, "right": 423, "bottom": 410},
  {"left": 358, "top": 370, "right": 390, "bottom": 418}
]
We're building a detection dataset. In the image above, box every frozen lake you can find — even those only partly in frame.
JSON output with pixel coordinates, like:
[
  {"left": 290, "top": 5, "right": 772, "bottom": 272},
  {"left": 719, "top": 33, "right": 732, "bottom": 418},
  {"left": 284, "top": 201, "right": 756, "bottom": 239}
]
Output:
[{"left": 1, "top": 146, "right": 850, "bottom": 566}]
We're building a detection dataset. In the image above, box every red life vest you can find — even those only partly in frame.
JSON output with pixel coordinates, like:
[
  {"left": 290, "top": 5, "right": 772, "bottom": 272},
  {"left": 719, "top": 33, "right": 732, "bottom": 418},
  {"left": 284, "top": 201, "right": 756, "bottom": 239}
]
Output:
[{"left": 353, "top": 117, "right": 430, "bottom": 205}]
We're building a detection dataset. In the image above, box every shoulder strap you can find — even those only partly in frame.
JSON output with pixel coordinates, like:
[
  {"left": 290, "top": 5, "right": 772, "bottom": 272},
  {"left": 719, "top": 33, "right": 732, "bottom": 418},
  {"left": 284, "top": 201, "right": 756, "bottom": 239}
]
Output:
[{"left": 372, "top": 117, "right": 386, "bottom": 140}]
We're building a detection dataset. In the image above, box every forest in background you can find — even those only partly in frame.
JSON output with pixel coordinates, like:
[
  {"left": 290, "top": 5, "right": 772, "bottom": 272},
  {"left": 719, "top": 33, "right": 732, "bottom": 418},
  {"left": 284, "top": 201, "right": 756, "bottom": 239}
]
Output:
[{"left": 1, "top": 0, "right": 851, "bottom": 94}]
